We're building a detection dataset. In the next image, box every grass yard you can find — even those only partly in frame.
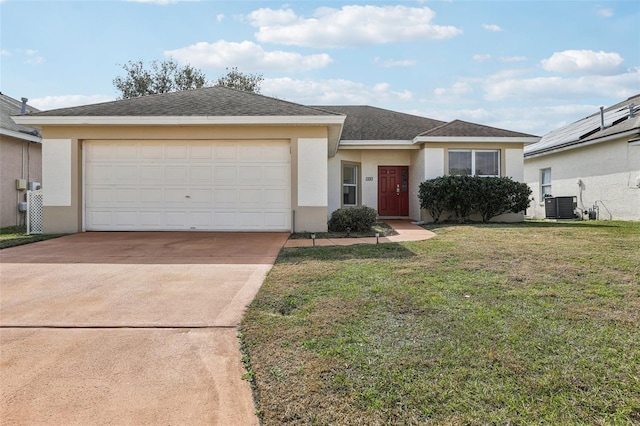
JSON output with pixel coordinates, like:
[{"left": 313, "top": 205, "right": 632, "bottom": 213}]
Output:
[
  {"left": 240, "top": 221, "right": 640, "bottom": 425},
  {"left": 0, "top": 226, "right": 66, "bottom": 249}
]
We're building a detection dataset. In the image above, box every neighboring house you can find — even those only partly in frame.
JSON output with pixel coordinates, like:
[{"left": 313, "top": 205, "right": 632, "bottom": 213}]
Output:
[
  {"left": 12, "top": 86, "right": 538, "bottom": 234},
  {"left": 524, "top": 94, "right": 640, "bottom": 221},
  {"left": 0, "top": 93, "right": 42, "bottom": 228}
]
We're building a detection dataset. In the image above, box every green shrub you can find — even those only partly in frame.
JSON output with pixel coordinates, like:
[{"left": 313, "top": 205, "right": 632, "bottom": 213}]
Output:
[
  {"left": 472, "top": 176, "right": 532, "bottom": 222},
  {"left": 418, "top": 176, "right": 532, "bottom": 223},
  {"left": 328, "top": 206, "right": 377, "bottom": 232}
]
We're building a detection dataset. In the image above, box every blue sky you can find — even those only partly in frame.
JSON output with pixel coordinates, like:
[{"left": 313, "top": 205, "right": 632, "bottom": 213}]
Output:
[{"left": 1, "top": 0, "right": 639, "bottom": 135}]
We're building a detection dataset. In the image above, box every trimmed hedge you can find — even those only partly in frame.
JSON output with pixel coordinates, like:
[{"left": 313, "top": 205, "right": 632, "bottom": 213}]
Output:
[
  {"left": 419, "top": 175, "right": 532, "bottom": 222},
  {"left": 328, "top": 206, "right": 377, "bottom": 232}
]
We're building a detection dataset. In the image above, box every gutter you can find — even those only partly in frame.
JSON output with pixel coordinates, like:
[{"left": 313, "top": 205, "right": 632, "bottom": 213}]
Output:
[{"left": 0, "top": 128, "right": 42, "bottom": 143}]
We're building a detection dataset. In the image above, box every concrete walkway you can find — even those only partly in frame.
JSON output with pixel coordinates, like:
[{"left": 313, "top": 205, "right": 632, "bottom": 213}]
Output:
[
  {"left": 284, "top": 220, "right": 436, "bottom": 248},
  {"left": 0, "top": 232, "right": 288, "bottom": 426}
]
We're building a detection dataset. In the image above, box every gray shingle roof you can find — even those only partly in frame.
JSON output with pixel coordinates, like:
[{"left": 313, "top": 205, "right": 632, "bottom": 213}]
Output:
[
  {"left": 27, "top": 86, "right": 343, "bottom": 117},
  {"left": 420, "top": 119, "right": 537, "bottom": 138},
  {"left": 525, "top": 94, "right": 640, "bottom": 156},
  {"left": 1, "top": 93, "right": 40, "bottom": 137},
  {"left": 314, "top": 105, "right": 446, "bottom": 140}
]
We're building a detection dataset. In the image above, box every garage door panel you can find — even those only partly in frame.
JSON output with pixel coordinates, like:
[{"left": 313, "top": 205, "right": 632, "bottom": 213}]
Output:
[
  {"left": 189, "top": 166, "right": 212, "bottom": 182},
  {"left": 265, "top": 212, "right": 288, "bottom": 227},
  {"left": 115, "top": 189, "right": 137, "bottom": 203},
  {"left": 114, "top": 211, "right": 137, "bottom": 226},
  {"left": 263, "top": 166, "right": 288, "bottom": 182},
  {"left": 190, "top": 189, "right": 212, "bottom": 204},
  {"left": 214, "top": 166, "right": 237, "bottom": 181},
  {"left": 140, "top": 145, "right": 163, "bottom": 159},
  {"left": 86, "top": 165, "right": 112, "bottom": 183},
  {"left": 190, "top": 144, "right": 213, "bottom": 159},
  {"left": 164, "top": 167, "right": 187, "bottom": 183},
  {"left": 138, "top": 166, "right": 163, "bottom": 182},
  {"left": 140, "top": 188, "right": 163, "bottom": 203},
  {"left": 165, "top": 144, "right": 188, "bottom": 159},
  {"left": 85, "top": 140, "right": 291, "bottom": 231},
  {"left": 215, "top": 145, "right": 237, "bottom": 159}
]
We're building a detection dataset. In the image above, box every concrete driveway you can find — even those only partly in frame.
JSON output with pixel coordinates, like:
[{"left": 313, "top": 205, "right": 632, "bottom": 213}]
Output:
[{"left": 0, "top": 232, "right": 288, "bottom": 425}]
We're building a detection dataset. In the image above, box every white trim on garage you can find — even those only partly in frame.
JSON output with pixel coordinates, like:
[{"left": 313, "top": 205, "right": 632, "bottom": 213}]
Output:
[{"left": 83, "top": 139, "right": 291, "bottom": 231}]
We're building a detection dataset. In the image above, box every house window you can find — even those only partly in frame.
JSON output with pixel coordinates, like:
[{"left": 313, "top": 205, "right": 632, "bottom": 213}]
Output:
[
  {"left": 342, "top": 163, "right": 359, "bottom": 206},
  {"left": 541, "top": 168, "right": 552, "bottom": 199},
  {"left": 449, "top": 149, "right": 500, "bottom": 177}
]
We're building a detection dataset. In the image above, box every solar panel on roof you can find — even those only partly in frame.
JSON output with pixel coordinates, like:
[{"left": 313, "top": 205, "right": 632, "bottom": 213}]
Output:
[{"left": 527, "top": 104, "right": 638, "bottom": 154}]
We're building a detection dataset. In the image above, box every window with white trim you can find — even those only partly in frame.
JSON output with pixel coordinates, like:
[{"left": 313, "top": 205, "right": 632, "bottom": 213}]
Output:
[
  {"left": 541, "top": 168, "right": 552, "bottom": 199},
  {"left": 449, "top": 149, "right": 500, "bottom": 177},
  {"left": 342, "top": 163, "right": 359, "bottom": 206}
]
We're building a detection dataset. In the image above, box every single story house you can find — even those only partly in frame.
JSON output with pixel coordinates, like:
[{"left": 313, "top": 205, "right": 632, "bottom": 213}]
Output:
[
  {"left": 524, "top": 94, "right": 640, "bottom": 221},
  {"left": 0, "top": 93, "right": 42, "bottom": 228},
  {"left": 12, "top": 86, "right": 538, "bottom": 233}
]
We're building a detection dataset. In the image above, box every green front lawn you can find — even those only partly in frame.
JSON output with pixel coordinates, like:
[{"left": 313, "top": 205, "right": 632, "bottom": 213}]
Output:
[
  {"left": 240, "top": 221, "right": 640, "bottom": 425},
  {"left": 0, "top": 226, "right": 66, "bottom": 249}
]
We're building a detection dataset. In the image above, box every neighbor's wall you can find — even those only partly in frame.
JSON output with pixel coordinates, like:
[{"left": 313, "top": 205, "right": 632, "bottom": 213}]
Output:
[
  {"left": 0, "top": 135, "right": 42, "bottom": 228},
  {"left": 39, "top": 125, "right": 330, "bottom": 233},
  {"left": 524, "top": 137, "right": 640, "bottom": 220}
]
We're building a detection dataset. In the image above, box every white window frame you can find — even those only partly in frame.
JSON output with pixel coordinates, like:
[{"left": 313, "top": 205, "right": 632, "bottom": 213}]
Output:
[
  {"left": 449, "top": 149, "right": 500, "bottom": 177},
  {"left": 342, "top": 162, "right": 360, "bottom": 207},
  {"left": 540, "top": 168, "right": 552, "bottom": 200}
]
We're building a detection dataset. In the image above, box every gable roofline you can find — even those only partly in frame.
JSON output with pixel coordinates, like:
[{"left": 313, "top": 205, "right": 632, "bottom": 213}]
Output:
[{"left": 417, "top": 119, "right": 539, "bottom": 140}]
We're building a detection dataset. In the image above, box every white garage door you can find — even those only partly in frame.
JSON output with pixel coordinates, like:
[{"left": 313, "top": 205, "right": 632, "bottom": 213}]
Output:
[{"left": 84, "top": 140, "right": 291, "bottom": 231}]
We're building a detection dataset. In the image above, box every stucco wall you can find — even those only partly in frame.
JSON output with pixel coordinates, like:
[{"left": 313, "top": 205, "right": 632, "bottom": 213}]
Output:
[
  {"left": 524, "top": 137, "right": 640, "bottom": 221},
  {"left": 329, "top": 149, "right": 415, "bottom": 218},
  {"left": 38, "top": 125, "right": 330, "bottom": 233},
  {"left": 332, "top": 144, "right": 527, "bottom": 223},
  {"left": 0, "top": 136, "right": 42, "bottom": 228}
]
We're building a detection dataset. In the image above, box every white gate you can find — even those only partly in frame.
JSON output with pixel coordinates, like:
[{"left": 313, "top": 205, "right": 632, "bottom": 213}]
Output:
[{"left": 26, "top": 190, "right": 43, "bottom": 235}]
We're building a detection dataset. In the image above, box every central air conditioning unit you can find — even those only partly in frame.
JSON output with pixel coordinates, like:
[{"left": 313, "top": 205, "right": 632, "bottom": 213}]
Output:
[{"left": 545, "top": 196, "right": 577, "bottom": 219}]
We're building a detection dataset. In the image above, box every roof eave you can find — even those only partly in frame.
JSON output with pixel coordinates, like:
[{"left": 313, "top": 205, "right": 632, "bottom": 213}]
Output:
[
  {"left": 338, "top": 140, "right": 417, "bottom": 150},
  {"left": 414, "top": 136, "right": 540, "bottom": 144},
  {"left": 11, "top": 115, "right": 346, "bottom": 127}
]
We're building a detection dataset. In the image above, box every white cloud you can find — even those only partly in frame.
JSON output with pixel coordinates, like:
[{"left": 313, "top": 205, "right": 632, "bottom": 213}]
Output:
[
  {"left": 541, "top": 49, "right": 624, "bottom": 75},
  {"left": 249, "top": 5, "right": 462, "bottom": 48},
  {"left": 499, "top": 56, "right": 527, "bottom": 63},
  {"left": 374, "top": 57, "right": 417, "bottom": 68},
  {"left": 433, "top": 82, "right": 473, "bottom": 97},
  {"left": 261, "top": 77, "right": 412, "bottom": 105},
  {"left": 473, "top": 54, "right": 491, "bottom": 62},
  {"left": 484, "top": 68, "right": 640, "bottom": 102},
  {"left": 482, "top": 23, "right": 503, "bottom": 32},
  {"left": 164, "top": 40, "right": 332, "bottom": 72},
  {"left": 29, "top": 94, "right": 114, "bottom": 111},
  {"left": 1, "top": 49, "right": 11, "bottom": 56},
  {"left": 216, "top": 14, "right": 224, "bottom": 22},
  {"left": 22, "top": 49, "right": 44, "bottom": 65},
  {"left": 595, "top": 6, "right": 614, "bottom": 17}
]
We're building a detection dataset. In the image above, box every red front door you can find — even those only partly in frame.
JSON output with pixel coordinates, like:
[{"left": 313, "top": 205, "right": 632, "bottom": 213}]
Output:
[{"left": 378, "top": 166, "right": 409, "bottom": 216}]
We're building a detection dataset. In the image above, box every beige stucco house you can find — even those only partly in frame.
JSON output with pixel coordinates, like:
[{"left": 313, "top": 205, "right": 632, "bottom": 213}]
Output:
[
  {"left": 12, "top": 86, "right": 538, "bottom": 233},
  {"left": 0, "top": 93, "right": 42, "bottom": 228},
  {"left": 524, "top": 94, "right": 640, "bottom": 221}
]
